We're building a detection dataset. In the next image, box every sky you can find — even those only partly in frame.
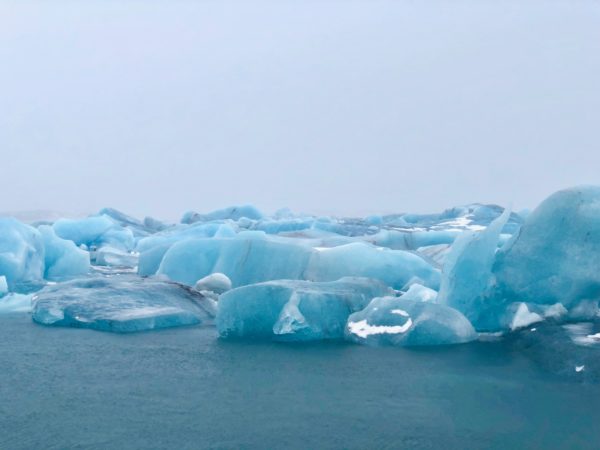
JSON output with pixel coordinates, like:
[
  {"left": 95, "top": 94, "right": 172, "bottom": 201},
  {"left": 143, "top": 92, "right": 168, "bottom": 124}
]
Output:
[{"left": 1, "top": 0, "right": 599, "bottom": 221}]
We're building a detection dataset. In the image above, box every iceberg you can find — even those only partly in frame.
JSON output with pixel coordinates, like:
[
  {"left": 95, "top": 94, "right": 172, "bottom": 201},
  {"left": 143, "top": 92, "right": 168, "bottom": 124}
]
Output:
[
  {"left": 306, "top": 242, "right": 441, "bottom": 290},
  {"left": 92, "top": 245, "right": 138, "bottom": 268},
  {"left": 345, "top": 297, "right": 477, "bottom": 346},
  {"left": 493, "top": 186, "right": 600, "bottom": 309},
  {"left": 4, "top": 185, "right": 600, "bottom": 348},
  {"left": 194, "top": 272, "right": 232, "bottom": 295},
  {"left": 32, "top": 275, "right": 215, "bottom": 332},
  {"left": 181, "top": 205, "right": 264, "bottom": 224},
  {"left": 0, "top": 293, "right": 33, "bottom": 313},
  {"left": 53, "top": 215, "right": 135, "bottom": 251},
  {"left": 39, "top": 225, "right": 90, "bottom": 280},
  {"left": 154, "top": 235, "right": 440, "bottom": 290},
  {"left": 217, "top": 277, "right": 393, "bottom": 340},
  {"left": 0, "top": 218, "right": 45, "bottom": 290},
  {"left": 436, "top": 208, "right": 511, "bottom": 329},
  {"left": 136, "top": 222, "right": 237, "bottom": 276},
  {"left": 0, "top": 275, "right": 7, "bottom": 297},
  {"left": 400, "top": 283, "right": 438, "bottom": 302}
]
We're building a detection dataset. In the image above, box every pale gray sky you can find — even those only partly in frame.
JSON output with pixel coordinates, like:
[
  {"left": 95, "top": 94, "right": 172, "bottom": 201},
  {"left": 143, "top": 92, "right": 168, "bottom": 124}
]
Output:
[{"left": 1, "top": 0, "right": 599, "bottom": 220}]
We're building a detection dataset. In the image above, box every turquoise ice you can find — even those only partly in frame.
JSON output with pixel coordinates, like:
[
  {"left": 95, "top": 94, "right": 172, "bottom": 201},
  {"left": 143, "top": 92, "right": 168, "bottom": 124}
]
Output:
[
  {"left": 0, "top": 218, "right": 44, "bottom": 290},
  {"left": 39, "top": 225, "right": 90, "bottom": 280},
  {"left": 217, "top": 277, "right": 393, "bottom": 341},
  {"left": 345, "top": 296, "right": 477, "bottom": 346}
]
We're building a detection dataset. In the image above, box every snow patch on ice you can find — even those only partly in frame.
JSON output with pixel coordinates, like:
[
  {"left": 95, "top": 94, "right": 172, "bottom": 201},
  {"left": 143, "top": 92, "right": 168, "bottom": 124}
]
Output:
[{"left": 347, "top": 318, "right": 413, "bottom": 338}]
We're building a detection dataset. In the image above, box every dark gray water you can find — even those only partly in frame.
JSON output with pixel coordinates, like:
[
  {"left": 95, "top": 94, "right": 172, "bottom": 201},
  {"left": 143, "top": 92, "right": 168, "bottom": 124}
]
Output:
[{"left": 1, "top": 314, "right": 599, "bottom": 449}]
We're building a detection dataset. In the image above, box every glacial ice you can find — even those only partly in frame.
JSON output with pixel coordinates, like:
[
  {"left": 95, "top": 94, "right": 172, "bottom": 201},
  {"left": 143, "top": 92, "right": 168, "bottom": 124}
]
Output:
[
  {"left": 0, "top": 218, "right": 44, "bottom": 290},
  {"left": 53, "top": 215, "right": 135, "bottom": 251},
  {"left": 194, "top": 273, "right": 232, "bottom": 295},
  {"left": 136, "top": 222, "right": 237, "bottom": 276},
  {"left": 401, "top": 283, "right": 438, "bottom": 302},
  {"left": 493, "top": 186, "right": 600, "bottom": 309},
  {"left": 0, "top": 275, "right": 7, "bottom": 296},
  {"left": 345, "top": 296, "right": 477, "bottom": 346},
  {"left": 92, "top": 246, "right": 138, "bottom": 268},
  {"left": 32, "top": 275, "right": 215, "bottom": 332},
  {"left": 0, "top": 293, "right": 33, "bottom": 313},
  {"left": 39, "top": 225, "right": 90, "bottom": 280},
  {"left": 182, "top": 205, "right": 264, "bottom": 224},
  {"left": 1, "top": 187, "right": 600, "bottom": 348},
  {"left": 217, "top": 277, "right": 393, "bottom": 340},
  {"left": 437, "top": 208, "right": 511, "bottom": 328},
  {"left": 154, "top": 235, "right": 440, "bottom": 291}
]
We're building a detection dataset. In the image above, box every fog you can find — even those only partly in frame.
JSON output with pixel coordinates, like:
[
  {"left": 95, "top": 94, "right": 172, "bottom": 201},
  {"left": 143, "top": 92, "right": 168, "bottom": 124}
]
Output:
[{"left": 1, "top": 0, "right": 599, "bottom": 220}]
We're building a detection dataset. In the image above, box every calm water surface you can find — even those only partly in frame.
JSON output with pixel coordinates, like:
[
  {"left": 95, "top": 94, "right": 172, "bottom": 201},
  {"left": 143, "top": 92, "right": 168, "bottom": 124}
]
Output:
[{"left": 1, "top": 314, "right": 599, "bottom": 449}]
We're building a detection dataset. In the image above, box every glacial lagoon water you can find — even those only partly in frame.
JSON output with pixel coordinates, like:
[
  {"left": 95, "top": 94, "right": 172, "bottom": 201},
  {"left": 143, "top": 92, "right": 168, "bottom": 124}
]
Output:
[{"left": 1, "top": 312, "right": 599, "bottom": 450}]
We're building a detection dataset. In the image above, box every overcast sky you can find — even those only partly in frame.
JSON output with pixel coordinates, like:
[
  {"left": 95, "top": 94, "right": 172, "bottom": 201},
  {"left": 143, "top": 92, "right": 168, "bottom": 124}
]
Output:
[{"left": 1, "top": 0, "right": 599, "bottom": 220}]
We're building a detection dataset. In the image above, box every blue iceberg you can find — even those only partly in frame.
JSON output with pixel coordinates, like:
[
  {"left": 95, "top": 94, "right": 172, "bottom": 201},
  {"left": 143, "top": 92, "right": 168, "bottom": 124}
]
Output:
[
  {"left": 494, "top": 186, "right": 600, "bottom": 309},
  {"left": 3, "top": 186, "right": 600, "bottom": 348},
  {"left": 181, "top": 205, "right": 264, "bottom": 224},
  {"left": 0, "top": 292, "right": 33, "bottom": 313},
  {"left": 0, "top": 218, "right": 44, "bottom": 291},
  {"left": 436, "top": 208, "right": 511, "bottom": 329},
  {"left": 32, "top": 275, "right": 215, "bottom": 332},
  {"left": 53, "top": 215, "right": 135, "bottom": 251},
  {"left": 39, "top": 225, "right": 90, "bottom": 280},
  {"left": 154, "top": 234, "right": 440, "bottom": 290},
  {"left": 345, "top": 296, "right": 477, "bottom": 346},
  {"left": 217, "top": 277, "right": 393, "bottom": 341}
]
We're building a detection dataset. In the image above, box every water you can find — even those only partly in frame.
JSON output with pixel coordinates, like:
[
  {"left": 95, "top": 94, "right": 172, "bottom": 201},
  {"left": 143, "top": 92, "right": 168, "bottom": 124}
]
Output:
[{"left": 1, "top": 314, "right": 599, "bottom": 449}]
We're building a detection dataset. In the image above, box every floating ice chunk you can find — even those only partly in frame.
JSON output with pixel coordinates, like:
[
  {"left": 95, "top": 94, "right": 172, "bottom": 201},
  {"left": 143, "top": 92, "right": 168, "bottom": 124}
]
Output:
[
  {"left": 181, "top": 205, "right": 264, "bottom": 224},
  {"left": 0, "top": 293, "right": 33, "bottom": 313},
  {"left": 53, "top": 215, "right": 135, "bottom": 251},
  {"left": 510, "top": 303, "right": 543, "bottom": 331},
  {"left": 158, "top": 236, "right": 313, "bottom": 287},
  {"left": 306, "top": 242, "right": 441, "bottom": 290},
  {"left": 0, "top": 276, "right": 7, "bottom": 297},
  {"left": 0, "top": 218, "right": 45, "bottom": 290},
  {"left": 92, "top": 246, "right": 138, "bottom": 268},
  {"left": 437, "top": 208, "right": 511, "bottom": 328},
  {"left": 345, "top": 297, "right": 477, "bottom": 346},
  {"left": 401, "top": 283, "right": 438, "bottom": 303},
  {"left": 494, "top": 186, "right": 600, "bottom": 308},
  {"left": 251, "top": 216, "right": 316, "bottom": 235},
  {"left": 143, "top": 216, "right": 170, "bottom": 233},
  {"left": 32, "top": 275, "right": 215, "bottom": 332},
  {"left": 543, "top": 303, "right": 568, "bottom": 319},
  {"left": 136, "top": 222, "right": 236, "bottom": 276},
  {"left": 365, "top": 215, "right": 383, "bottom": 226},
  {"left": 194, "top": 273, "right": 232, "bottom": 295},
  {"left": 217, "top": 277, "right": 393, "bottom": 341},
  {"left": 39, "top": 225, "right": 90, "bottom": 280},
  {"left": 156, "top": 236, "right": 440, "bottom": 290},
  {"left": 98, "top": 207, "right": 151, "bottom": 238}
]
